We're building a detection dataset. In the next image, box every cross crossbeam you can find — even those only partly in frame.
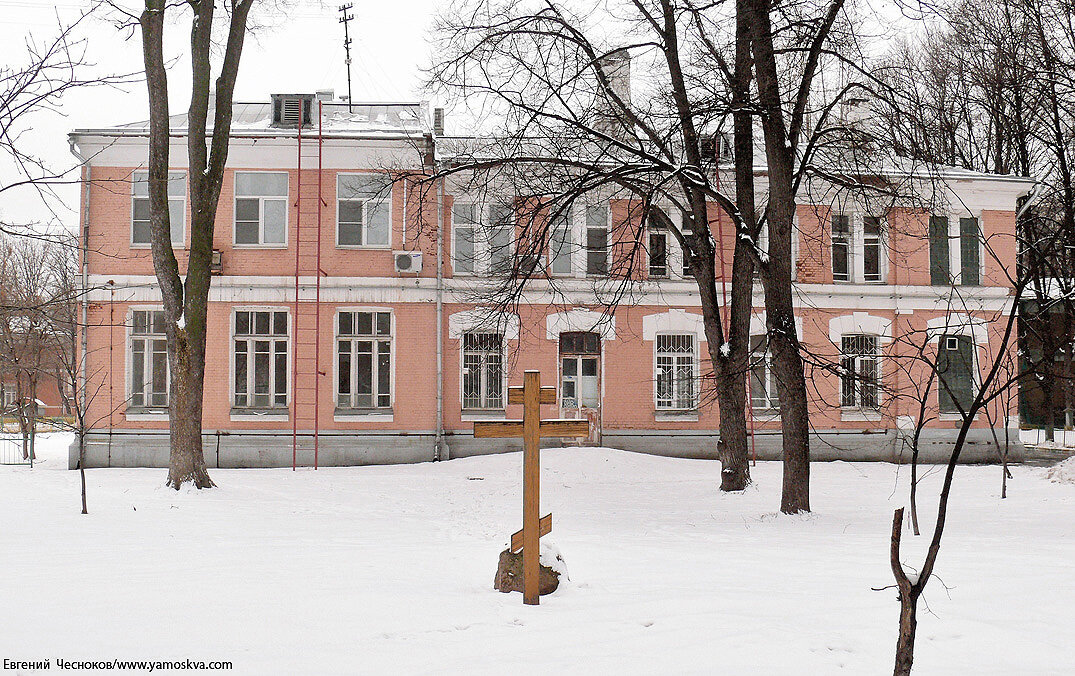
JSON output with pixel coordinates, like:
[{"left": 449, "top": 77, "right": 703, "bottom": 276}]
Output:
[{"left": 472, "top": 370, "right": 589, "bottom": 605}]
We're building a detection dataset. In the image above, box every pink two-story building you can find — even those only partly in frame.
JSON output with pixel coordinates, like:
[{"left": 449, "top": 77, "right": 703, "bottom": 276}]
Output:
[{"left": 67, "top": 93, "right": 1032, "bottom": 468}]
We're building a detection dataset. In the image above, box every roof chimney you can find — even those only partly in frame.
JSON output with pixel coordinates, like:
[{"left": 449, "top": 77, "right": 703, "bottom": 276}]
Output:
[
  {"left": 315, "top": 89, "right": 335, "bottom": 102},
  {"left": 600, "top": 48, "right": 631, "bottom": 109}
]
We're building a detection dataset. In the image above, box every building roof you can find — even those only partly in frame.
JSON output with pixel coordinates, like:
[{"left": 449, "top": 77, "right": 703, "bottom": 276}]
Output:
[{"left": 73, "top": 99, "right": 432, "bottom": 139}]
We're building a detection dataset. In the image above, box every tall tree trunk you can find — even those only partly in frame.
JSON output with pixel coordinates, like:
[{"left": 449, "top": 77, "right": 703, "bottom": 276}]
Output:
[{"left": 166, "top": 330, "right": 212, "bottom": 488}]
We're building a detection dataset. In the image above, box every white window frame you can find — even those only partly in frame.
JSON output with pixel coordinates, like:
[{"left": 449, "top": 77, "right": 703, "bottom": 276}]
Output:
[
  {"left": 231, "top": 308, "right": 290, "bottom": 411},
  {"left": 549, "top": 211, "right": 575, "bottom": 276},
  {"left": 335, "top": 173, "right": 393, "bottom": 249},
  {"left": 839, "top": 334, "right": 882, "bottom": 409},
  {"left": 749, "top": 334, "right": 779, "bottom": 410},
  {"left": 334, "top": 308, "right": 394, "bottom": 410},
  {"left": 451, "top": 201, "right": 515, "bottom": 275},
  {"left": 460, "top": 331, "right": 506, "bottom": 410},
  {"left": 943, "top": 213, "right": 985, "bottom": 286},
  {"left": 648, "top": 228, "right": 670, "bottom": 279},
  {"left": 654, "top": 332, "right": 699, "bottom": 410},
  {"left": 584, "top": 203, "right": 610, "bottom": 277},
  {"left": 131, "top": 171, "right": 186, "bottom": 248},
  {"left": 233, "top": 171, "right": 289, "bottom": 248},
  {"left": 831, "top": 212, "right": 887, "bottom": 284},
  {"left": 127, "top": 307, "right": 170, "bottom": 410}
]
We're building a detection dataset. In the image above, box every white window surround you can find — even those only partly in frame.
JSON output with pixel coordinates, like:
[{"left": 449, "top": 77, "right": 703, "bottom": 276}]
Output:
[
  {"left": 828, "top": 312, "right": 893, "bottom": 345},
  {"left": 545, "top": 309, "right": 616, "bottom": 341},
  {"left": 233, "top": 171, "right": 289, "bottom": 248},
  {"left": 336, "top": 173, "right": 393, "bottom": 249},
  {"left": 334, "top": 308, "right": 395, "bottom": 417},
  {"left": 939, "top": 213, "right": 986, "bottom": 285},
  {"left": 448, "top": 309, "right": 520, "bottom": 341},
  {"left": 642, "top": 309, "right": 707, "bottom": 342},
  {"left": 126, "top": 306, "right": 169, "bottom": 416},
  {"left": 450, "top": 200, "right": 515, "bottom": 276},
  {"left": 925, "top": 314, "right": 989, "bottom": 345},
  {"left": 543, "top": 202, "right": 611, "bottom": 278},
  {"left": 831, "top": 212, "right": 887, "bottom": 284},
  {"left": 460, "top": 331, "right": 507, "bottom": 411},
  {"left": 756, "top": 220, "right": 800, "bottom": 282},
  {"left": 230, "top": 307, "right": 290, "bottom": 415},
  {"left": 131, "top": 171, "right": 186, "bottom": 248},
  {"left": 750, "top": 313, "right": 805, "bottom": 341}
]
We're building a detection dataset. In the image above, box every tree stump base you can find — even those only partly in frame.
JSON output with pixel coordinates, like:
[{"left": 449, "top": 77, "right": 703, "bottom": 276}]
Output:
[{"left": 493, "top": 547, "right": 565, "bottom": 596}]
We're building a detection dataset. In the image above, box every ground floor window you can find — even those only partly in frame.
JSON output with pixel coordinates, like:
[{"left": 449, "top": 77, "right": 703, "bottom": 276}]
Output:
[
  {"left": 656, "top": 333, "right": 697, "bottom": 409},
  {"left": 840, "top": 334, "right": 880, "bottom": 409},
  {"left": 938, "top": 333, "right": 976, "bottom": 413},
  {"left": 131, "top": 309, "right": 168, "bottom": 408},
  {"left": 462, "top": 332, "right": 503, "bottom": 409},
  {"left": 233, "top": 310, "right": 288, "bottom": 409},
  {"left": 750, "top": 335, "right": 779, "bottom": 410},
  {"left": 337, "top": 311, "right": 392, "bottom": 409}
]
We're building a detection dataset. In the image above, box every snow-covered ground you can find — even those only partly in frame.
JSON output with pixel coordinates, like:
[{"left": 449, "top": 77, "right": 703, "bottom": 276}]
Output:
[{"left": 2, "top": 434, "right": 1073, "bottom": 675}]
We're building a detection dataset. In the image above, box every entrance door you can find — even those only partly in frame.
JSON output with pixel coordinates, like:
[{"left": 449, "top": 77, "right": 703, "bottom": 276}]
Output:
[{"left": 559, "top": 332, "right": 602, "bottom": 444}]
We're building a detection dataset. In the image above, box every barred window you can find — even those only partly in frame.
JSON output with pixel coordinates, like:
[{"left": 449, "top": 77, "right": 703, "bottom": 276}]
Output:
[
  {"left": 337, "top": 311, "right": 392, "bottom": 409},
  {"left": 233, "top": 310, "right": 288, "bottom": 409},
  {"left": 656, "top": 334, "right": 697, "bottom": 409},
  {"left": 131, "top": 310, "right": 168, "bottom": 408},
  {"left": 840, "top": 334, "right": 879, "bottom": 409},
  {"left": 462, "top": 332, "right": 503, "bottom": 409}
]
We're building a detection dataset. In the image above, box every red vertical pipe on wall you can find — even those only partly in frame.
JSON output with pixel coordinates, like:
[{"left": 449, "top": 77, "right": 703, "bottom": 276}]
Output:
[
  {"left": 292, "top": 111, "right": 303, "bottom": 471},
  {"left": 314, "top": 101, "right": 323, "bottom": 469}
]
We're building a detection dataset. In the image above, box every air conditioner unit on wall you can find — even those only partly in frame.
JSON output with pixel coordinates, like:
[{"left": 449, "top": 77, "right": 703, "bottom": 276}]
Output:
[{"left": 394, "top": 251, "right": 423, "bottom": 274}]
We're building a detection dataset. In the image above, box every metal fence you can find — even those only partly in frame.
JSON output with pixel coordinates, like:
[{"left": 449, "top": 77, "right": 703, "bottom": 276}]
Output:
[{"left": 0, "top": 434, "right": 31, "bottom": 466}]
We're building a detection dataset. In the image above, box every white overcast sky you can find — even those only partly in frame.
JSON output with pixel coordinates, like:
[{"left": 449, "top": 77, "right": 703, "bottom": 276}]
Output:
[{"left": 0, "top": 0, "right": 438, "bottom": 234}]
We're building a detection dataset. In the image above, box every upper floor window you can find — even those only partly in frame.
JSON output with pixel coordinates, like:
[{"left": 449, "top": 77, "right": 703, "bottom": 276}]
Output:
[
  {"left": 337, "top": 311, "right": 392, "bottom": 409},
  {"left": 337, "top": 174, "right": 391, "bottom": 247},
  {"left": 132, "top": 171, "right": 185, "bottom": 246},
  {"left": 585, "top": 205, "right": 609, "bottom": 276},
  {"left": 462, "top": 332, "right": 503, "bottom": 409},
  {"left": 453, "top": 202, "right": 513, "bottom": 275},
  {"left": 648, "top": 229, "right": 668, "bottom": 278},
  {"left": 233, "top": 310, "right": 288, "bottom": 409},
  {"left": 832, "top": 213, "right": 884, "bottom": 283},
  {"left": 840, "top": 334, "right": 880, "bottom": 409},
  {"left": 130, "top": 309, "right": 168, "bottom": 408},
  {"left": 655, "top": 333, "right": 697, "bottom": 409},
  {"left": 549, "top": 213, "right": 573, "bottom": 276},
  {"left": 930, "top": 216, "right": 981, "bottom": 286},
  {"left": 938, "top": 334, "right": 976, "bottom": 413},
  {"left": 749, "top": 334, "right": 779, "bottom": 410},
  {"left": 234, "top": 172, "right": 288, "bottom": 246}
]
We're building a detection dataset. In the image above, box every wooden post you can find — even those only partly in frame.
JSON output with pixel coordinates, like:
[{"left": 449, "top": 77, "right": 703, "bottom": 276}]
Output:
[{"left": 522, "top": 370, "right": 540, "bottom": 605}]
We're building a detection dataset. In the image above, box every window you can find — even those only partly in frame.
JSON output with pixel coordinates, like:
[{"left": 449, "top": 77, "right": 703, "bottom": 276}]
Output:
[
  {"left": 337, "top": 174, "right": 391, "bottom": 247},
  {"left": 840, "top": 334, "right": 880, "bottom": 409},
  {"left": 549, "top": 214, "right": 573, "bottom": 275},
  {"left": 586, "top": 205, "right": 608, "bottom": 276},
  {"left": 234, "top": 172, "right": 288, "bottom": 245},
  {"left": 336, "top": 311, "right": 392, "bottom": 409},
  {"left": 130, "top": 309, "right": 168, "bottom": 408},
  {"left": 132, "top": 171, "right": 185, "bottom": 246},
  {"left": 462, "top": 332, "right": 503, "bottom": 409},
  {"left": 831, "top": 213, "right": 885, "bottom": 284},
  {"left": 233, "top": 310, "right": 288, "bottom": 409},
  {"left": 930, "top": 216, "right": 981, "bottom": 286},
  {"left": 938, "top": 333, "right": 975, "bottom": 413},
  {"left": 649, "top": 230, "right": 668, "bottom": 278},
  {"left": 453, "top": 202, "right": 514, "bottom": 274},
  {"left": 832, "top": 215, "right": 851, "bottom": 282},
  {"left": 655, "top": 334, "right": 697, "bottom": 409},
  {"left": 750, "top": 335, "right": 779, "bottom": 410}
]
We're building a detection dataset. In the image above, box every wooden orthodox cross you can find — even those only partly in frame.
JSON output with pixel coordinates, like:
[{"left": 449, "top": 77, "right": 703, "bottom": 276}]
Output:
[{"left": 473, "top": 370, "right": 590, "bottom": 605}]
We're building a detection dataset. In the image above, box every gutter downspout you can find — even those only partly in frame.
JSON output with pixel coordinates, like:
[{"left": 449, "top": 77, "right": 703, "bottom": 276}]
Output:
[
  {"left": 70, "top": 138, "right": 90, "bottom": 471},
  {"left": 434, "top": 159, "right": 446, "bottom": 461}
]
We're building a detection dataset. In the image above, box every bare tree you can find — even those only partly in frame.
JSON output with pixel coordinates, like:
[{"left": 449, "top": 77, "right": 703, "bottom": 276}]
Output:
[{"left": 130, "top": 0, "right": 256, "bottom": 489}]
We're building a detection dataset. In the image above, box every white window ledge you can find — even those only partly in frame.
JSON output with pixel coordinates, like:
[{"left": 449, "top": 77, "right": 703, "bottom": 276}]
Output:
[
  {"left": 938, "top": 413, "right": 980, "bottom": 423},
  {"left": 751, "top": 408, "right": 781, "bottom": 421},
  {"left": 334, "top": 410, "right": 394, "bottom": 423},
  {"left": 125, "top": 409, "right": 169, "bottom": 421},
  {"left": 462, "top": 410, "right": 508, "bottom": 422},
  {"left": 655, "top": 410, "right": 699, "bottom": 422},
  {"left": 230, "top": 411, "right": 289, "bottom": 422},
  {"left": 841, "top": 409, "right": 883, "bottom": 422}
]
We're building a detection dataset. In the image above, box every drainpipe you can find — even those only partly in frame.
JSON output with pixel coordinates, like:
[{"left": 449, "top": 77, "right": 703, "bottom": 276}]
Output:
[
  {"left": 70, "top": 138, "right": 90, "bottom": 470},
  {"left": 434, "top": 170, "right": 446, "bottom": 461}
]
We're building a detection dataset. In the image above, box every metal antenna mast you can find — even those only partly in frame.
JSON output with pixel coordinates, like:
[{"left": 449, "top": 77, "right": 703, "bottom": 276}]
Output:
[{"left": 338, "top": 3, "right": 354, "bottom": 112}]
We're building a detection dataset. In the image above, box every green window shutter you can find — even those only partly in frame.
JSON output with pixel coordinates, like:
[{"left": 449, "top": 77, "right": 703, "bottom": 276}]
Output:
[
  {"left": 959, "top": 217, "right": 980, "bottom": 286},
  {"left": 929, "top": 216, "right": 950, "bottom": 285},
  {"left": 938, "top": 334, "right": 975, "bottom": 414}
]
